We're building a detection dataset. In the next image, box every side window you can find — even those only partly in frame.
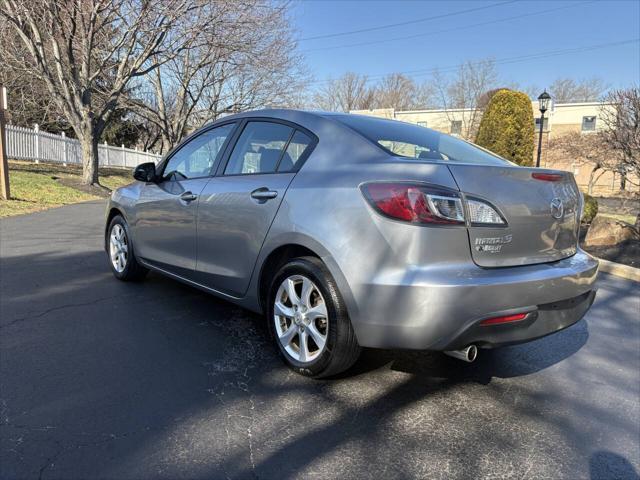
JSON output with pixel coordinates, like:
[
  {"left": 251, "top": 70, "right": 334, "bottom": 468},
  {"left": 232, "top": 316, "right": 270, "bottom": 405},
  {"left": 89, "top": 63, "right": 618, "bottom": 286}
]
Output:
[
  {"left": 163, "top": 123, "right": 235, "bottom": 181},
  {"left": 278, "top": 130, "right": 312, "bottom": 172},
  {"left": 224, "top": 122, "right": 293, "bottom": 175}
]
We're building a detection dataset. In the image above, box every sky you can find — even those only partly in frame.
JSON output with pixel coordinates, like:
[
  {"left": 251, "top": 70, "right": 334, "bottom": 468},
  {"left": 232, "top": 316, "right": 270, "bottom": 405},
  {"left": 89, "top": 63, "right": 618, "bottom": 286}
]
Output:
[{"left": 291, "top": 0, "right": 640, "bottom": 92}]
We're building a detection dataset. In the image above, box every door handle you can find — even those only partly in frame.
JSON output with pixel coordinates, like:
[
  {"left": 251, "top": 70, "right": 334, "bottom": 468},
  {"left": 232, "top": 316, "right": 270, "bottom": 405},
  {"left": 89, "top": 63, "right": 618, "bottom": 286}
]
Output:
[
  {"left": 180, "top": 191, "right": 198, "bottom": 202},
  {"left": 250, "top": 188, "right": 278, "bottom": 201}
]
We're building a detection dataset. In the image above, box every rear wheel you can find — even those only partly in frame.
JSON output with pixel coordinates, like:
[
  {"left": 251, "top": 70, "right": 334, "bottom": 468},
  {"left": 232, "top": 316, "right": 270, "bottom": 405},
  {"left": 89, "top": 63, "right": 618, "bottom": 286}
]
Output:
[
  {"left": 107, "top": 215, "right": 148, "bottom": 281},
  {"left": 268, "top": 257, "right": 360, "bottom": 378}
]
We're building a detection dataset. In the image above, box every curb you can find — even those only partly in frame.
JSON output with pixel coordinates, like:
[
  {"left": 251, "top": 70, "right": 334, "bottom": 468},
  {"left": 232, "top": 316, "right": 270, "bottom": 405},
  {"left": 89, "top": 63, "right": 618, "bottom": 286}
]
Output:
[{"left": 597, "top": 258, "right": 640, "bottom": 282}]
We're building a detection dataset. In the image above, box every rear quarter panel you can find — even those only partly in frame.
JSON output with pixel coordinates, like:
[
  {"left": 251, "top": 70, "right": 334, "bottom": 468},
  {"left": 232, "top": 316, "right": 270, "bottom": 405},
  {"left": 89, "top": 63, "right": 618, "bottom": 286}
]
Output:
[{"left": 247, "top": 118, "right": 472, "bottom": 326}]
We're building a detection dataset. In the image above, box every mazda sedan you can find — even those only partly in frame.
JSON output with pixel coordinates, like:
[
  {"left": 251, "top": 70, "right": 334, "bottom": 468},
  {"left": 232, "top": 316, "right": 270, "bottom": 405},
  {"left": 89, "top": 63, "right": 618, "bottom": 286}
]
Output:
[{"left": 105, "top": 110, "right": 598, "bottom": 377}]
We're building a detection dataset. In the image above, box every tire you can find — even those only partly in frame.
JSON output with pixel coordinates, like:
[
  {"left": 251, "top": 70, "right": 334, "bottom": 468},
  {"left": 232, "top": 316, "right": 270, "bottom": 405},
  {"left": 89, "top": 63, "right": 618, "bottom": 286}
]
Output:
[
  {"left": 268, "top": 256, "right": 361, "bottom": 378},
  {"left": 106, "top": 215, "right": 148, "bottom": 281}
]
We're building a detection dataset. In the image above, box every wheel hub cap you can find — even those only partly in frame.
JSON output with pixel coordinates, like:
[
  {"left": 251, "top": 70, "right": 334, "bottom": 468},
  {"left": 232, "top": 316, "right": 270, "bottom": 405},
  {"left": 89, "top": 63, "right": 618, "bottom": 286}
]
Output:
[
  {"left": 273, "top": 274, "right": 328, "bottom": 364},
  {"left": 109, "top": 224, "right": 128, "bottom": 273}
]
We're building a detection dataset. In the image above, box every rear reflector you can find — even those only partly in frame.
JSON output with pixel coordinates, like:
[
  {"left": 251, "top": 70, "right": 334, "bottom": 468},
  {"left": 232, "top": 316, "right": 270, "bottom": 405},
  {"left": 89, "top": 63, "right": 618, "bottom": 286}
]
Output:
[
  {"left": 479, "top": 313, "right": 528, "bottom": 326},
  {"left": 532, "top": 173, "right": 563, "bottom": 182}
]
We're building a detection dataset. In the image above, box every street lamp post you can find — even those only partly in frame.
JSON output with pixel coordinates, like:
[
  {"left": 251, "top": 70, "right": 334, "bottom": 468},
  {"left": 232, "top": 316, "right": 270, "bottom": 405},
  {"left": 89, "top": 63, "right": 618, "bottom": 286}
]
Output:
[{"left": 536, "top": 90, "right": 551, "bottom": 168}]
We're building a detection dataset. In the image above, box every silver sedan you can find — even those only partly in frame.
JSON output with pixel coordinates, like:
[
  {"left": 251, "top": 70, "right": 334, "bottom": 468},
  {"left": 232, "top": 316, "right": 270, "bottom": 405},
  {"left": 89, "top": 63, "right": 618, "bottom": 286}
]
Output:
[{"left": 105, "top": 110, "right": 598, "bottom": 377}]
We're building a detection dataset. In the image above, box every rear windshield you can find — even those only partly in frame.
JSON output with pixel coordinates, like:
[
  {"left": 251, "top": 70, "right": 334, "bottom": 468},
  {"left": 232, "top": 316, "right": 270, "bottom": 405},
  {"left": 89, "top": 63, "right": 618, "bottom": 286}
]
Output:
[{"left": 332, "top": 114, "right": 512, "bottom": 166}]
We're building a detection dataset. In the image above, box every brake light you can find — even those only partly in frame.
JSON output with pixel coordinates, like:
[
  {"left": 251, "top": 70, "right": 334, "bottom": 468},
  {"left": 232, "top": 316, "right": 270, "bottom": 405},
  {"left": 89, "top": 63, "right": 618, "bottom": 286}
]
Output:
[
  {"left": 361, "top": 183, "right": 464, "bottom": 225},
  {"left": 479, "top": 313, "right": 528, "bottom": 326},
  {"left": 532, "top": 173, "right": 563, "bottom": 182}
]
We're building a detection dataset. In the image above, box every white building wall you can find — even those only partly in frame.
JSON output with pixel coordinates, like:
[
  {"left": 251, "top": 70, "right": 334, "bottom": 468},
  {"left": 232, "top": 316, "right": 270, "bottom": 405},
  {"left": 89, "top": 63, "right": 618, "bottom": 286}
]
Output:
[{"left": 352, "top": 101, "right": 613, "bottom": 137}]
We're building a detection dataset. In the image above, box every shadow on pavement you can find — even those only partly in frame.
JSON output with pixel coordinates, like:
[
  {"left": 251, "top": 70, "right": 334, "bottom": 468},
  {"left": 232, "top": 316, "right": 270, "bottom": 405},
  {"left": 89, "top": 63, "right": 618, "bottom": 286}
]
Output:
[
  {"left": 590, "top": 451, "right": 640, "bottom": 480},
  {"left": 0, "top": 231, "right": 637, "bottom": 479}
]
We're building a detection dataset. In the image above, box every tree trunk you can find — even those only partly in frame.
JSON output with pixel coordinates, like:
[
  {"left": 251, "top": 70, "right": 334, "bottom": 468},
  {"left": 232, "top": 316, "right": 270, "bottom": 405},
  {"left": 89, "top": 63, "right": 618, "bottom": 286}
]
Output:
[
  {"left": 587, "top": 165, "right": 601, "bottom": 195},
  {"left": 161, "top": 133, "right": 173, "bottom": 155},
  {"left": 78, "top": 129, "right": 99, "bottom": 185}
]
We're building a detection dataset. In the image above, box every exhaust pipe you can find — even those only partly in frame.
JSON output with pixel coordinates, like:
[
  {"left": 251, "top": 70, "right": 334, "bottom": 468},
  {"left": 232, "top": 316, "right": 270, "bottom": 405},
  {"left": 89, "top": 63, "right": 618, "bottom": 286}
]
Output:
[{"left": 444, "top": 345, "right": 478, "bottom": 363}]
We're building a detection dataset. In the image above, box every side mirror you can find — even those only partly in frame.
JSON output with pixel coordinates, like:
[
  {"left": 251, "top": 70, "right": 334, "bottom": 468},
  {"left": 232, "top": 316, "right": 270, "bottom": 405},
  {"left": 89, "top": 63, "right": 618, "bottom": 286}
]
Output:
[{"left": 133, "top": 162, "right": 157, "bottom": 183}]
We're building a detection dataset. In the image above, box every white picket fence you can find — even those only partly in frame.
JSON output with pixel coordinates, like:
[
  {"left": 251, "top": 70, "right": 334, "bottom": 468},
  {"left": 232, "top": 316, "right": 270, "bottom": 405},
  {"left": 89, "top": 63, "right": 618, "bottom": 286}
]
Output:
[{"left": 5, "top": 124, "right": 161, "bottom": 168}]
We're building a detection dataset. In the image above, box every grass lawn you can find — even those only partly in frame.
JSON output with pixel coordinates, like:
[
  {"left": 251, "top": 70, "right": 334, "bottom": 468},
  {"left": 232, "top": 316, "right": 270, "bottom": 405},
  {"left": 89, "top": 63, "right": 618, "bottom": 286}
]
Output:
[{"left": 0, "top": 161, "right": 133, "bottom": 218}]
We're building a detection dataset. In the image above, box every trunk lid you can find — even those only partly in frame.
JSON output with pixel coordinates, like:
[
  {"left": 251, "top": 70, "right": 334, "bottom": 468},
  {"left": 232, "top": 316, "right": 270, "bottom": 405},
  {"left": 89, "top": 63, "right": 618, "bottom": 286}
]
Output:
[{"left": 448, "top": 165, "right": 580, "bottom": 268}]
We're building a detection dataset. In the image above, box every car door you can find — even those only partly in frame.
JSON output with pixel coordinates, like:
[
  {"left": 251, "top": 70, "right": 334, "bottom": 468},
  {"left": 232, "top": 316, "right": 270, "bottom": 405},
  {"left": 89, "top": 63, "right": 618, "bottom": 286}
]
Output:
[
  {"left": 133, "top": 123, "right": 236, "bottom": 276},
  {"left": 194, "top": 120, "right": 316, "bottom": 297}
]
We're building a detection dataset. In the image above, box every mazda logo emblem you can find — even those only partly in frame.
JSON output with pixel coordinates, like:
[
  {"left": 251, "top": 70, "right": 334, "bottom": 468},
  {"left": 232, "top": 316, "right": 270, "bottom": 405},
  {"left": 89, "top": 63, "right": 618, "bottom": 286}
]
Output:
[{"left": 550, "top": 198, "right": 564, "bottom": 219}]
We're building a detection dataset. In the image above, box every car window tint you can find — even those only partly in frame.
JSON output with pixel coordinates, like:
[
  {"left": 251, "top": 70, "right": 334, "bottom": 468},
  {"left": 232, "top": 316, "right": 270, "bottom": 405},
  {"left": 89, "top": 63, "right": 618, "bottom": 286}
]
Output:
[
  {"left": 278, "top": 130, "right": 312, "bottom": 172},
  {"left": 163, "top": 123, "right": 235, "bottom": 181},
  {"left": 332, "top": 114, "right": 512, "bottom": 166},
  {"left": 224, "top": 122, "right": 293, "bottom": 175}
]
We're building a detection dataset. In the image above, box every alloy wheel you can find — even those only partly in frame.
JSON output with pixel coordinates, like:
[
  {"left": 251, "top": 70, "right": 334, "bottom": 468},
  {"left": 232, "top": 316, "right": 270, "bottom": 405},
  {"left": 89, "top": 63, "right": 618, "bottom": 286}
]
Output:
[
  {"left": 109, "top": 224, "right": 128, "bottom": 273},
  {"left": 274, "top": 274, "right": 329, "bottom": 363}
]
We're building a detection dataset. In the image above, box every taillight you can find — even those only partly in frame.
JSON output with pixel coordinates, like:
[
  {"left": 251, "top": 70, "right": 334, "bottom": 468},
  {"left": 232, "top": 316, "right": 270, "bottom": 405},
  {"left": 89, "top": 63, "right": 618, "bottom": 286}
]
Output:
[
  {"left": 532, "top": 172, "right": 563, "bottom": 181},
  {"left": 361, "top": 183, "right": 464, "bottom": 225},
  {"left": 466, "top": 198, "right": 506, "bottom": 225}
]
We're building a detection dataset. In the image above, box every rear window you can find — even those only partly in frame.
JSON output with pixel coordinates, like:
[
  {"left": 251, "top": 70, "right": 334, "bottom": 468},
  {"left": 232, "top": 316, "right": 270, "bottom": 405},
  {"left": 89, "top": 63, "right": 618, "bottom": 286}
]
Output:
[{"left": 333, "top": 115, "right": 512, "bottom": 166}]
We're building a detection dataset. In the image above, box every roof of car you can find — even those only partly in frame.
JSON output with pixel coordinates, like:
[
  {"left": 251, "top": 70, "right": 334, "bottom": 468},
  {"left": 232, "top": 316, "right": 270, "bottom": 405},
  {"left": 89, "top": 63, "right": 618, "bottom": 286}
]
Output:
[{"left": 221, "top": 108, "right": 378, "bottom": 122}]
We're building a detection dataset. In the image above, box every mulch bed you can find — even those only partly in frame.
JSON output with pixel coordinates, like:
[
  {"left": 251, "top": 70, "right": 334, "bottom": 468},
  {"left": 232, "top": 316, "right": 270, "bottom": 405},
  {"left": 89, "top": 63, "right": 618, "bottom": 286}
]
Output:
[
  {"left": 580, "top": 223, "right": 640, "bottom": 268},
  {"left": 582, "top": 240, "right": 640, "bottom": 268},
  {"left": 55, "top": 176, "right": 112, "bottom": 198},
  {"left": 9, "top": 160, "right": 123, "bottom": 198}
]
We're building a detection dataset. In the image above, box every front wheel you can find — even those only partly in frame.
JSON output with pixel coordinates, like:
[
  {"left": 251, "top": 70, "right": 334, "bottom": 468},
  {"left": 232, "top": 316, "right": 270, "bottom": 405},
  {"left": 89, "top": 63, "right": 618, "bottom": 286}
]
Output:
[
  {"left": 106, "top": 215, "right": 148, "bottom": 281},
  {"left": 268, "top": 257, "right": 360, "bottom": 378}
]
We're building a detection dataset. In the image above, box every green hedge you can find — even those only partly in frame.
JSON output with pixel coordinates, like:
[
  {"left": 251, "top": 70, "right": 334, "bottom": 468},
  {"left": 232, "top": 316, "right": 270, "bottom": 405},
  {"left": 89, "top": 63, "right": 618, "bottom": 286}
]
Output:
[
  {"left": 582, "top": 194, "right": 598, "bottom": 223},
  {"left": 475, "top": 89, "right": 535, "bottom": 166}
]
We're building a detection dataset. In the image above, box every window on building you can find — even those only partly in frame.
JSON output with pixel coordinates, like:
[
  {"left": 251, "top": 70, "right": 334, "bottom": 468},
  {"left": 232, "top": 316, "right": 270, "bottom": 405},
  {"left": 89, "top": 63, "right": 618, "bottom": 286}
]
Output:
[
  {"left": 534, "top": 117, "right": 549, "bottom": 131},
  {"left": 450, "top": 121, "right": 462, "bottom": 135},
  {"left": 417, "top": 121, "right": 428, "bottom": 128},
  {"left": 582, "top": 116, "right": 596, "bottom": 132}
]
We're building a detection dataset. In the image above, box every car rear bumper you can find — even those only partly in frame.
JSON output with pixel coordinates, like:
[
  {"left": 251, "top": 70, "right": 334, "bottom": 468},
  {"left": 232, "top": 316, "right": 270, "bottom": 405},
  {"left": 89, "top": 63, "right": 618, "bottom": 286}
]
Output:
[
  {"left": 436, "top": 288, "right": 596, "bottom": 350},
  {"left": 349, "top": 249, "right": 599, "bottom": 350}
]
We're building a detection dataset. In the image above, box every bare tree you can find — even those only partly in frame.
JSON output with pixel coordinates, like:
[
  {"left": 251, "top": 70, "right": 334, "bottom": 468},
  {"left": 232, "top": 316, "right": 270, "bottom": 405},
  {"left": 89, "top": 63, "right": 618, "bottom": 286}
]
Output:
[
  {"left": 313, "top": 72, "right": 435, "bottom": 113},
  {"left": 551, "top": 132, "right": 622, "bottom": 195},
  {"left": 312, "top": 73, "right": 375, "bottom": 112},
  {"left": 214, "top": 3, "right": 308, "bottom": 114},
  {"left": 0, "top": 0, "right": 200, "bottom": 185},
  {"left": 374, "top": 73, "right": 424, "bottom": 111},
  {"left": 432, "top": 59, "right": 498, "bottom": 139},
  {"left": 549, "top": 77, "right": 609, "bottom": 103},
  {"left": 507, "top": 82, "right": 540, "bottom": 100},
  {"left": 127, "top": 1, "right": 306, "bottom": 153},
  {"left": 0, "top": 27, "right": 64, "bottom": 131},
  {"left": 599, "top": 87, "right": 640, "bottom": 190}
]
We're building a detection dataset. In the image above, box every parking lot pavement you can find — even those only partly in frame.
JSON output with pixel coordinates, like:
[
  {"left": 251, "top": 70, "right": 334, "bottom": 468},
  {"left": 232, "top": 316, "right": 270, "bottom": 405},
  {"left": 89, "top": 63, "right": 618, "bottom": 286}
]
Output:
[{"left": 1, "top": 200, "right": 639, "bottom": 480}]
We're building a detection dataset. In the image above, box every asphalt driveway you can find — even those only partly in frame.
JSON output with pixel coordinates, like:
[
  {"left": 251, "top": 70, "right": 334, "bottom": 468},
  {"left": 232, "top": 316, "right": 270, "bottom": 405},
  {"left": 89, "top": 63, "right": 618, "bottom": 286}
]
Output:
[{"left": 1, "top": 200, "right": 639, "bottom": 479}]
